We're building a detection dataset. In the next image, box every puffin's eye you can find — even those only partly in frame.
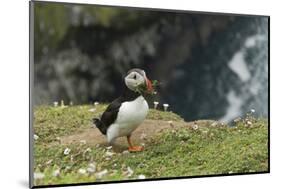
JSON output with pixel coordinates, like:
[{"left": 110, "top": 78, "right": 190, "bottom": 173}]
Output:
[{"left": 133, "top": 74, "right": 137, "bottom": 80}]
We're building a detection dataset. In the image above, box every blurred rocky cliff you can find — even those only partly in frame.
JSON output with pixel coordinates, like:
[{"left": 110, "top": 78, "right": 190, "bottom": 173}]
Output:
[{"left": 33, "top": 2, "right": 268, "bottom": 122}]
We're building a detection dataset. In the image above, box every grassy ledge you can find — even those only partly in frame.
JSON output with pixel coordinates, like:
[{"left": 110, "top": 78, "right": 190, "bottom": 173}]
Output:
[{"left": 33, "top": 105, "right": 268, "bottom": 186}]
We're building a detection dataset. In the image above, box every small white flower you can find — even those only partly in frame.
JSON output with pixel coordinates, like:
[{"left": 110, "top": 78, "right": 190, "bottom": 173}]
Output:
[
  {"left": 192, "top": 124, "right": 199, "bottom": 130},
  {"left": 88, "top": 108, "right": 96, "bottom": 112},
  {"left": 95, "top": 169, "right": 108, "bottom": 179},
  {"left": 34, "top": 134, "right": 39, "bottom": 140},
  {"left": 113, "top": 163, "right": 117, "bottom": 167},
  {"left": 84, "top": 148, "right": 92, "bottom": 153},
  {"left": 105, "top": 151, "right": 115, "bottom": 157},
  {"left": 63, "top": 148, "right": 71, "bottom": 155},
  {"left": 234, "top": 118, "right": 241, "bottom": 123},
  {"left": 52, "top": 169, "right": 60, "bottom": 177},
  {"left": 65, "top": 166, "right": 71, "bottom": 171},
  {"left": 168, "top": 120, "right": 174, "bottom": 128},
  {"left": 53, "top": 101, "right": 58, "bottom": 107},
  {"left": 69, "top": 101, "right": 73, "bottom": 106},
  {"left": 247, "top": 121, "right": 252, "bottom": 125},
  {"left": 106, "top": 146, "right": 112, "bottom": 150},
  {"left": 211, "top": 122, "right": 217, "bottom": 127},
  {"left": 45, "top": 159, "right": 53, "bottom": 165},
  {"left": 122, "top": 150, "right": 130, "bottom": 155},
  {"left": 126, "top": 167, "right": 134, "bottom": 177},
  {"left": 138, "top": 163, "right": 145, "bottom": 168},
  {"left": 202, "top": 130, "right": 208, "bottom": 134},
  {"left": 140, "top": 133, "right": 147, "bottom": 140},
  {"left": 163, "top": 104, "right": 169, "bottom": 111},
  {"left": 60, "top": 100, "right": 65, "bottom": 107},
  {"left": 34, "top": 172, "right": 45, "bottom": 180},
  {"left": 138, "top": 174, "right": 146, "bottom": 179},
  {"left": 80, "top": 140, "right": 87, "bottom": 144},
  {"left": 153, "top": 101, "right": 159, "bottom": 109},
  {"left": 87, "top": 167, "right": 96, "bottom": 173},
  {"left": 89, "top": 162, "right": 96, "bottom": 168},
  {"left": 251, "top": 109, "right": 255, "bottom": 113},
  {"left": 70, "top": 155, "right": 74, "bottom": 162},
  {"left": 78, "top": 168, "right": 87, "bottom": 175},
  {"left": 94, "top": 102, "right": 99, "bottom": 106},
  {"left": 87, "top": 163, "right": 96, "bottom": 173}
]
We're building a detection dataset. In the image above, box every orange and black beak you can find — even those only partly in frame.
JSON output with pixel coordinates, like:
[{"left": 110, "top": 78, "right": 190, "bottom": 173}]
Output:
[{"left": 145, "top": 76, "right": 153, "bottom": 93}]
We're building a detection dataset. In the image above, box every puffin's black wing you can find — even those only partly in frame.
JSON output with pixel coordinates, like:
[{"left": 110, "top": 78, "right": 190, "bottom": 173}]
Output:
[
  {"left": 93, "top": 87, "right": 140, "bottom": 135},
  {"left": 93, "top": 98, "right": 122, "bottom": 135},
  {"left": 101, "top": 98, "right": 122, "bottom": 128}
]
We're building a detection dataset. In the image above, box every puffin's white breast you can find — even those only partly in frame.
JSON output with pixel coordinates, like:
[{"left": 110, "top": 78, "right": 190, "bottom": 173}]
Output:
[{"left": 107, "top": 96, "right": 149, "bottom": 143}]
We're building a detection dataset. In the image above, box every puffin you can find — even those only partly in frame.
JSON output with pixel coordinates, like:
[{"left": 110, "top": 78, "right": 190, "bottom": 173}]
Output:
[{"left": 93, "top": 68, "right": 153, "bottom": 152}]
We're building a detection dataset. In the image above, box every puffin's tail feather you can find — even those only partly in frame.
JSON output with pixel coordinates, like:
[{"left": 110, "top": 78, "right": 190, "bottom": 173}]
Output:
[{"left": 93, "top": 118, "right": 107, "bottom": 135}]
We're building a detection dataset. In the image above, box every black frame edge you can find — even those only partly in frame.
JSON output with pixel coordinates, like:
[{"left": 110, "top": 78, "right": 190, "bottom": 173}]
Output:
[
  {"left": 32, "top": 0, "right": 270, "bottom": 18},
  {"left": 29, "top": 1, "right": 35, "bottom": 188}
]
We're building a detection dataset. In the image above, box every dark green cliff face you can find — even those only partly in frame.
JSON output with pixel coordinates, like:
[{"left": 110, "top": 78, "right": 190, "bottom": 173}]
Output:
[{"left": 33, "top": 2, "right": 268, "bottom": 122}]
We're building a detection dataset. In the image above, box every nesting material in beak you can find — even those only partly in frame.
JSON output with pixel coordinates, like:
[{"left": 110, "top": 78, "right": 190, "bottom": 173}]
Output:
[{"left": 145, "top": 77, "right": 153, "bottom": 93}]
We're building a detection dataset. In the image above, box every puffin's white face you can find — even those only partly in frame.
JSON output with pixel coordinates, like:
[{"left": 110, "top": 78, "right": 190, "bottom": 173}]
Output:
[
  {"left": 125, "top": 70, "right": 146, "bottom": 91},
  {"left": 125, "top": 69, "right": 153, "bottom": 92}
]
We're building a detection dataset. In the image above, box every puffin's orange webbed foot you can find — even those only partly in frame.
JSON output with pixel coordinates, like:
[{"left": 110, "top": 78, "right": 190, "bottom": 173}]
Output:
[
  {"left": 128, "top": 146, "right": 144, "bottom": 152},
  {"left": 126, "top": 136, "right": 144, "bottom": 152}
]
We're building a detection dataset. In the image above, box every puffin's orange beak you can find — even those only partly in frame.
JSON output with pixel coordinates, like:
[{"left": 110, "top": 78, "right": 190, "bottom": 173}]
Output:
[{"left": 145, "top": 77, "right": 153, "bottom": 93}]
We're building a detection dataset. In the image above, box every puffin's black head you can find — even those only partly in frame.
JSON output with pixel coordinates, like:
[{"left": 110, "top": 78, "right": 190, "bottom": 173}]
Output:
[{"left": 125, "top": 68, "right": 153, "bottom": 92}]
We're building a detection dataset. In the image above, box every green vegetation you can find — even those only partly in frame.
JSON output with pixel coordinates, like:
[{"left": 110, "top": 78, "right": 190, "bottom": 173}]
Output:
[
  {"left": 33, "top": 105, "right": 268, "bottom": 186},
  {"left": 34, "top": 105, "right": 183, "bottom": 144},
  {"left": 34, "top": 105, "right": 106, "bottom": 143},
  {"left": 34, "top": 2, "right": 152, "bottom": 60}
]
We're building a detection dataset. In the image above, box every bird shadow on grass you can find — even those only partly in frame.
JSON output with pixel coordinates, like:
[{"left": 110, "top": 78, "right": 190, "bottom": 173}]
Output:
[
  {"left": 99, "top": 142, "right": 128, "bottom": 153},
  {"left": 112, "top": 144, "right": 128, "bottom": 153}
]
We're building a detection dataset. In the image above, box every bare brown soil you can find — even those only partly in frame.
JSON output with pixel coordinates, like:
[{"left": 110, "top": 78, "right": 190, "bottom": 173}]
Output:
[{"left": 53, "top": 119, "right": 219, "bottom": 152}]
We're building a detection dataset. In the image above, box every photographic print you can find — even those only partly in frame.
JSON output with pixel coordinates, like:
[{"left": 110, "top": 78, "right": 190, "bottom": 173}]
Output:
[{"left": 30, "top": 1, "right": 269, "bottom": 187}]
